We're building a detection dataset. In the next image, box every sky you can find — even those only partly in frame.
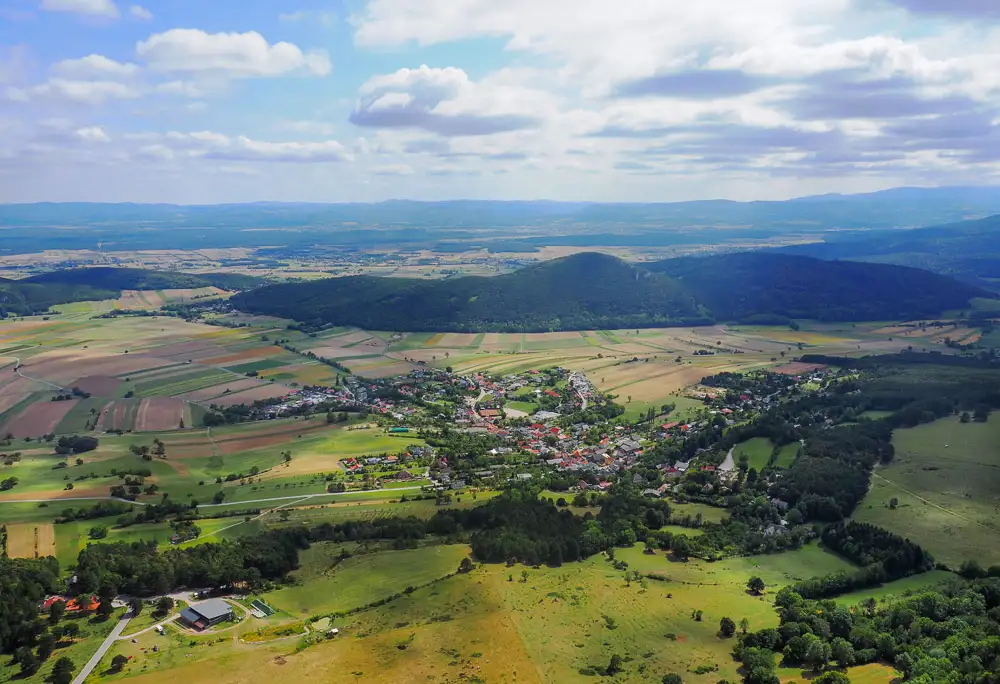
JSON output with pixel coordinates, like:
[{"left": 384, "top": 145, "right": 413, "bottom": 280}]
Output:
[{"left": 2, "top": 0, "right": 1000, "bottom": 203}]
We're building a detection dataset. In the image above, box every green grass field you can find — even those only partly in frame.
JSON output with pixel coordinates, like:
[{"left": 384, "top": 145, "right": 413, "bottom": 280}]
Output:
[
  {"left": 854, "top": 416, "right": 1000, "bottom": 567},
  {"left": 733, "top": 437, "right": 773, "bottom": 471},
  {"left": 264, "top": 543, "right": 471, "bottom": 617}
]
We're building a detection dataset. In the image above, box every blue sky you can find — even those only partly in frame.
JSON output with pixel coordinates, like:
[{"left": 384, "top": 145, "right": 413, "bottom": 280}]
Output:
[{"left": 1, "top": 0, "right": 1000, "bottom": 203}]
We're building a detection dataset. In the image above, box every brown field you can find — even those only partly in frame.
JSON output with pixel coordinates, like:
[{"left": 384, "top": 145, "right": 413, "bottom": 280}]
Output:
[
  {"left": 0, "top": 377, "right": 40, "bottom": 414},
  {"left": 17, "top": 351, "right": 165, "bottom": 385},
  {"left": 201, "top": 346, "right": 281, "bottom": 365},
  {"left": 135, "top": 397, "right": 186, "bottom": 431},
  {"left": 304, "top": 345, "right": 368, "bottom": 360},
  {"left": 326, "top": 330, "right": 374, "bottom": 346},
  {"left": 436, "top": 332, "right": 478, "bottom": 346},
  {"left": 181, "top": 378, "right": 266, "bottom": 402},
  {"left": 97, "top": 399, "right": 136, "bottom": 431},
  {"left": 1, "top": 399, "right": 78, "bottom": 438},
  {"left": 209, "top": 384, "right": 291, "bottom": 407},
  {"left": 772, "top": 362, "right": 827, "bottom": 376},
  {"left": 167, "top": 420, "right": 339, "bottom": 458},
  {"left": 70, "top": 374, "right": 122, "bottom": 395},
  {"left": 346, "top": 359, "right": 416, "bottom": 378},
  {"left": 5, "top": 523, "right": 56, "bottom": 559}
]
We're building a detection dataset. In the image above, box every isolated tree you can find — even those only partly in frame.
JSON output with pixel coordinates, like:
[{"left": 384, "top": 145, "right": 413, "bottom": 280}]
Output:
[
  {"left": 17, "top": 649, "right": 40, "bottom": 676},
  {"left": 110, "top": 654, "right": 129, "bottom": 673},
  {"left": 61, "top": 623, "right": 80, "bottom": 639},
  {"left": 37, "top": 633, "right": 56, "bottom": 661},
  {"left": 154, "top": 596, "right": 174, "bottom": 616},
  {"left": 748, "top": 577, "right": 765, "bottom": 595},
  {"left": 607, "top": 654, "right": 623, "bottom": 675},
  {"left": 719, "top": 617, "right": 736, "bottom": 638},
  {"left": 671, "top": 535, "right": 692, "bottom": 561},
  {"left": 695, "top": 610, "right": 703, "bottom": 622},
  {"left": 48, "top": 600, "right": 66, "bottom": 624},
  {"left": 960, "top": 411, "right": 971, "bottom": 423},
  {"left": 51, "top": 657, "right": 75, "bottom": 684},
  {"left": 662, "top": 675, "right": 683, "bottom": 684},
  {"left": 458, "top": 557, "right": 475, "bottom": 574},
  {"left": 974, "top": 404, "right": 990, "bottom": 422},
  {"left": 740, "top": 617, "right": 750, "bottom": 634}
]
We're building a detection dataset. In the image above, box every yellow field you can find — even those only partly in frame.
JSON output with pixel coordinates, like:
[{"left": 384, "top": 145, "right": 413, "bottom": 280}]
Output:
[{"left": 5, "top": 522, "right": 56, "bottom": 558}]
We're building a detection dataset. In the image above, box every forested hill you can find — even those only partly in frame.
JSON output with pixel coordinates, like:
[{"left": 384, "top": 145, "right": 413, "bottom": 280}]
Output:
[
  {"left": 0, "top": 267, "right": 262, "bottom": 316},
  {"left": 781, "top": 214, "right": 1000, "bottom": 291},
  {"left": 232, "top": 252, "right": 707, "bottom": 332},
  {"left": 232, "top": 252, "right": 989, "bottom": 332},
  {"left": 646, "top": 252, "right": 989, "bottom": 323}
]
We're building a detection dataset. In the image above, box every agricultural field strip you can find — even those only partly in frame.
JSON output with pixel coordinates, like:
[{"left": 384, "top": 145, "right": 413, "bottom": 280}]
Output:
[{"left": 0, "top": 487, "right": 426, "bottom": 508}]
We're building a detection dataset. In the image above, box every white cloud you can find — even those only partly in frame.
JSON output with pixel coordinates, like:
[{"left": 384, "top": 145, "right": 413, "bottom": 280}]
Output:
[
  {"left": 40, "top": 0, "right": 118, "bottom": 18},
  {"left": 75, "top": 125, "right": 110, "bottom": 142},
  {"left": 53, "top": 54, "right": 139, "bottom": 79},
  {"left": 351, "top": 65, "right": 554, "bottom": 136},
  {"left": 154, "top": 130, "right": 353, "bottom": 163},
  {"left": 7, "top": 78, "right": 139, "bottom": 104},
  {"left": 129, "top": 5, "right": 152, "bottom": 20},
  {"left": 280, "top": 10, "right": 337, "bottom": 26},
  {"left": 136, "top": 29, "right": 332, "bottom": 78}
]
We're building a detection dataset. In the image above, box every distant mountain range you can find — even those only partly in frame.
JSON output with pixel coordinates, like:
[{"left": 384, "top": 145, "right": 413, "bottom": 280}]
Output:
[
  {"left": 0, "top": 268, "right": 261, "bottom": 316},
  {"left": 231, "top": 252, "right": 990, "bottom": 332},
  {"left": 4, "top": 186, "right": 1000, "bottom": 255}
]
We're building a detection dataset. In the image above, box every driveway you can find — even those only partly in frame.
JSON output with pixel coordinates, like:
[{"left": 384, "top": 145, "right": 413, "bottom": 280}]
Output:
[{"left": 71, "top": 612, "right": 132, "bottom": 684}]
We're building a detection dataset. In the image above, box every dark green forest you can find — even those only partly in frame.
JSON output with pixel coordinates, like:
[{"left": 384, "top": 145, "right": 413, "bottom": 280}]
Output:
[{"left": 232, "top": 252, "right": 989, "bottom": 332}]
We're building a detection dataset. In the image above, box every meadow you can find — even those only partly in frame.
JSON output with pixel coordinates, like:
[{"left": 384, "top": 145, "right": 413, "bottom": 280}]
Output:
[
  {"left": 854, "top": 415, "right": 1000, "bottom": 567},
  {"left": 87, "top": 541, "right": 903, "bottom": 684}
]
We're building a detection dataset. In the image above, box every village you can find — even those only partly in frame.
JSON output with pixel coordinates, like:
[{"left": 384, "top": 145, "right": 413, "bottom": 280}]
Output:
[{"left": 309, "top": 361, "right": 837, "bottom": 503}]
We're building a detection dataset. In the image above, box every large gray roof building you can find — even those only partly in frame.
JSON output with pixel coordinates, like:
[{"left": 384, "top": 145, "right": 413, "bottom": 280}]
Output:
[{"left": 180, "top": 599, "right": 234, "bottom": 630}]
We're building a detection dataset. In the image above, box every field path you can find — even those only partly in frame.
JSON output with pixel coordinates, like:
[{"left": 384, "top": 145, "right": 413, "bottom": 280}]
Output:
[
  {"left": 871, "top": 471, "right": 994, "bottom": 530},
  {"left": 0, "top": 355, "right": 65, "bottom": 391},
  {"left": 72, "top": 611, "right": 133, "bottom": 684}
]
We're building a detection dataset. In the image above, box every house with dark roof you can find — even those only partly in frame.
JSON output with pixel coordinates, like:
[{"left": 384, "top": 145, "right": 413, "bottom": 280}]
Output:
[{"left": 180, "top": 599, "right": 234, "bottom": 631}]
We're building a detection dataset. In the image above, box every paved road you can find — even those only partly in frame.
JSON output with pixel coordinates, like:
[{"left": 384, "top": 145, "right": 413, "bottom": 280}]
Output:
[
  {"left": 72, "top": 613, "right": 132, "bottom": 684},
  {"left": 720, "top": 447, "right": 735, "bottom": 472},
  {"left": 0, "top": 486, "right": 427, "bottom": 509}
]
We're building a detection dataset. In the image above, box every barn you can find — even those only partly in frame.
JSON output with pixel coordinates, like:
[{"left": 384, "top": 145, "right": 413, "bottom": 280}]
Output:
[{"left": 179, "top": 599, "right": 234, "bottom": 630}]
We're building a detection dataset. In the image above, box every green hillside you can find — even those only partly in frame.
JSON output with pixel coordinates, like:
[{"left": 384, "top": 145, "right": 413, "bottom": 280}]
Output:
[
  {"left": 647, "top": 252, "right": 988, "bottom": 323},
  {"left": 0, "top": 268, "right": 263, "bottom": 316},
  {"left": 232, "top": 252, "right": 989, "bottom": 331},
  {"left": 232, "top": 252, "right": 706, "bottom": 332}
]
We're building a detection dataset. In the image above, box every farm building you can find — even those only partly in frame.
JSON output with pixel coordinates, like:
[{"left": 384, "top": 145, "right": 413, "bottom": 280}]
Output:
[{"left": 180, "top": 599, "right": 234, "bottom": 630}]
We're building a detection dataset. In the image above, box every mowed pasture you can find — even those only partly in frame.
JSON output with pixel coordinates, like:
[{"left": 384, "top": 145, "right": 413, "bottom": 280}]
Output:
[
  {"left": 5, "top": 522, "right": 56, "bottom": 558},
  {"left": 99, "top": 541, "right": 891, "bottom": 684},
  {"left": 854, "top": 416, "right": 1000, "bottom": 567}
]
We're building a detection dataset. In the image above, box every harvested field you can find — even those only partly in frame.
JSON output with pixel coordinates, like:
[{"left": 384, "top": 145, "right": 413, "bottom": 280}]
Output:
[
  {"left": 181, "top": 378, "right": 264, "bottom": 402},
  {"left": 437, "top": 332, "right": 479, "bottom": 346},
  {"left": 772, "top": 362, "right": 827, "bottom": 376},
  {"left": 304, "top": 345, "right": 370, "bottom": 360},
  {"left": 346, "top": 360, "right": 415, "bottom": 378},
  {"left": 134, "top": 397, "right": 186, "bottom": 431},
  {"left": 5, "top": 523, "right": 56, "bottom": 559},
  {"left": 1, "top": 399, "right": 79, "bottom": 438},
  {"left": 97, "top": 399, "right": 140, "bottom": 432},
  {"left": 0, "top": 378, "right": 40, "bottom": 415},
  {"left": 209, "top": 384, "right": 291, "bottom": 407},
  {"left": 70, "top": 374, "right": 122, "bottom": 395},
  {"left": 200, "top": 346, "right": 281, "bottom": 365}
]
